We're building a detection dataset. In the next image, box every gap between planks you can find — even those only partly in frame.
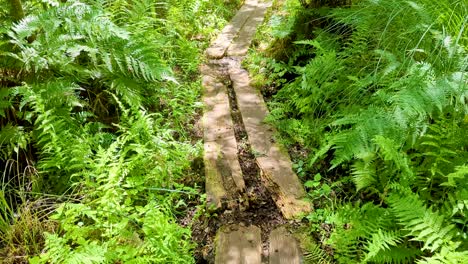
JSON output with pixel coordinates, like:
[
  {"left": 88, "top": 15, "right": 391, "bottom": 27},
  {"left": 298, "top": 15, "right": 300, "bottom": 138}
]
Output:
[{"left": 229, "top": 62, "right": 311, "bottom": 219}]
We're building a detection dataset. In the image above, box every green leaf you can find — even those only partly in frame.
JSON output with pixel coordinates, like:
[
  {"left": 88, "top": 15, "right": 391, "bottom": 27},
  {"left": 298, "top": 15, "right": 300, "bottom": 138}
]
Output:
[{"left": 314, "top": 173, "right": 322, "bottom": 182}]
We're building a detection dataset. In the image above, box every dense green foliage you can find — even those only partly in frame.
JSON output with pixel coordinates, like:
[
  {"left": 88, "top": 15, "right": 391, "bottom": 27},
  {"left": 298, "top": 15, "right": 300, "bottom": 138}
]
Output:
[
  {"left": 0, "top": 0, "right": 239, "bottom": 262},
  {"left": 2, "top": 0, "right": 467, "bottom": 262},
  {"left": 247, "top": 0, "right": 467, "bottom": 263}
]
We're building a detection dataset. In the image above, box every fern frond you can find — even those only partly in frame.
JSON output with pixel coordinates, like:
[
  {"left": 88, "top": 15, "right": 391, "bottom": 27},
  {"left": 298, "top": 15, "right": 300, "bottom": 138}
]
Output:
[
  {"left": 363, "top": 229, "right": 407, "bottom": 262},
  {"left": 351, "top": 159, "right": 377, "bottom": 191},
  {"left": 302, "top": 239, "right": 332, "bottom": 264},
  {"left": 388, "top": 193, "right": 457, "bottom": 252},
  {"left": 417, "top": 244, "right": 468, "bottom": 264},
  {"left": 367, "top": 245, "right": 421, "bottom": 264},
  {"left": 442, "top": 165, "right": 468, "bottom": 187},
  {"left": 330, "top": 108, "right": 405, "bottom": 168},
  {"left": 8, "top": 1, "right": 172, "bottom": 84},
  {"left": 327, "top": 203, "right": 396, "bottom": 262}
]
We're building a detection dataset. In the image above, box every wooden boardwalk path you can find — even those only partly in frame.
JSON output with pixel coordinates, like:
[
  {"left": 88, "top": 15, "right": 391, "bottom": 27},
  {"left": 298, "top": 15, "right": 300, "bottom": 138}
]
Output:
[{"left": 201, "top": 0, "right": 310, "bottom": 262}]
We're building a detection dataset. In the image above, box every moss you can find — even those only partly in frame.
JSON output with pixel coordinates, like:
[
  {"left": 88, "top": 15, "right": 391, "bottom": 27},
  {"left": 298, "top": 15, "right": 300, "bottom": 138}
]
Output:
[{"left": 9, "top": 0, "right": 24, "bottom": 21}]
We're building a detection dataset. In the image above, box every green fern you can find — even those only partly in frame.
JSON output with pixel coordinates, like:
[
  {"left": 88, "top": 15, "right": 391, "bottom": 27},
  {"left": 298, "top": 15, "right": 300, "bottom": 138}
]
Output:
[
  {"left": 363, "top": 229, "right": 402, "bottom": 260},
  {"left": 1, "top": 0, "right": 235, "bottom": 261},
  {"left": 417, "top": 244, "right": 468, "bottom": 264},
  {"left": 33, "top": 105, "right": 196, "bottom": 263},
  {"left": 362, "top": 230, "right": 421, "bottom": 263},
  {"left": 351, "top": 158, "right": 377, "bottom": 191},
  {"left": 388, "top": 193, "right": 457, "bottom": 252},
  {"left": 7, "top": 1, "right": 172, "bottom": 107},
  {"left": 442, "top": 165, "right": 468, "bottom": 188},
  {"left": 367, "top": 245, "right": 421, "bottom": 264},
  {"left": 327, "top": 203, "right": 398, "bottom": 262},
  {"left": 250, "top": 0, "right": 468, "bottom": 263},
  {"left": 303, "top": 242, "right": 332, "bottom": 264}
]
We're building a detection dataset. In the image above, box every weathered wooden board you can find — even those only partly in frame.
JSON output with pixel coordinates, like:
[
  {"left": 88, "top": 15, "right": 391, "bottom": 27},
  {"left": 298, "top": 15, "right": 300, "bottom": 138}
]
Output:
[
  {"left": 202, "top": 71, "right": 245, "bottom": 209},
  {"left": 205, "top": 0, "right": 258, "bottom": 59},
  {"left": 269, "top": 227, "right": 302, "bottom": 264},
  {"left": 229, "top": 64, "right": 311, "bottom": 219},
  {"left": 215, "top": 225, "right": 262, "bottom": 264},
  {"left": 227, "top": 1, "right": 272, "bottom": 56}
]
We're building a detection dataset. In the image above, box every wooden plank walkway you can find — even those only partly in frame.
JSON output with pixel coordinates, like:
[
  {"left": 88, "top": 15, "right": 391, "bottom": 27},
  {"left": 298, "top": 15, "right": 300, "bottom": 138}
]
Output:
[
  {"left": 214, "top": 225, "right": 303, "bottom": 264},
  {"left": 227, "top": 1, "right": 271, "bottom": 56},
  {"left": 229, "top": 63, "right": 310, "bottom": 219},
  {"left": 269, "top": 227, "right": 302, "bottom": 264},
  {"left": 202, "top": 0, "right": 309, "bottom": 262},
  {"left": 202, "top": 67, "right": 245, "bottom": 209},
  {"left": 205, "top": 0, "right": 258, "bottom": 59},
  {"left": 215, "top": 225, "right": 262, "bottom": 264}
]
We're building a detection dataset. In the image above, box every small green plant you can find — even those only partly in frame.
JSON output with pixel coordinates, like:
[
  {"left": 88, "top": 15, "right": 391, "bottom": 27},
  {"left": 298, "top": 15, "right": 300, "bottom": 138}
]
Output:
[{"left": 305, "top": 173, "right": 332, "bottom": 199}]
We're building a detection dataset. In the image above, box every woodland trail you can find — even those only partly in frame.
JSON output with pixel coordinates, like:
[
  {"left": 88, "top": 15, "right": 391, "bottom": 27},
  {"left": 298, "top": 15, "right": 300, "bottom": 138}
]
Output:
[{"left": 200, "top": 0, "right": 310, "bottom": 263}]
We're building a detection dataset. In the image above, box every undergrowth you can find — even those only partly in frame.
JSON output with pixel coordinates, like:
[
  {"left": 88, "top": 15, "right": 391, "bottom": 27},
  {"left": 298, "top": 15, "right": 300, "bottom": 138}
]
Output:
[
  {"left": 0, "top": 0, "right": 240, "bottom": 262},
  {"left": 247, "top": 0, "right": 467, "bottom": 263}
]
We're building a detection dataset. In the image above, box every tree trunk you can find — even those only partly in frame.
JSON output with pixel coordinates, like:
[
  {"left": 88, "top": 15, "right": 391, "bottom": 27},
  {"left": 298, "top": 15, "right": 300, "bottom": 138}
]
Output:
[{"left": 10, "top": 0, "right": 25, "bottom": 21}]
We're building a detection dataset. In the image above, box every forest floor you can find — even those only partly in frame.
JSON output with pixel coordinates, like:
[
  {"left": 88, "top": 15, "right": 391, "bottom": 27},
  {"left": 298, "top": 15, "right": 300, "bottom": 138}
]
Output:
[{"left": 188, "top": 0, "right": 309, "bottom": 263}]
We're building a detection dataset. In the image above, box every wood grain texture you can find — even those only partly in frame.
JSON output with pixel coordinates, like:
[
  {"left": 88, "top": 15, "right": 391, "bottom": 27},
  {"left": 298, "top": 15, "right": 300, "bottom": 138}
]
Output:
[
  {"left": 215, "top": 225, "right": 262, "bottom": 264},
  {"left": 202, "top": 71, "right": 244, "bottom": 209},
  {"left": 269, "top": 227, "right": 302, "bottom": 264},
  {"left": 229, "top": 63, "right": 311, "bottom": 219}
]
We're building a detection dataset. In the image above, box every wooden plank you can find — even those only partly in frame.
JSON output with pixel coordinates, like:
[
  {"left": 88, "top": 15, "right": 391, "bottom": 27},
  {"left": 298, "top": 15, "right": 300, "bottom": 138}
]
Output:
[
  {"left": 205, "top": 0, "right": 258, "bottom": 59},
  {"left": 202, "top": 72, "right": 245, "bottom": 209},
  {"left": 227, "top": 1, "right": 272, "bottom": 56},
  {"left": 229, "top": 64, "right": 311, "bottom": 219},
  {"left": 269, "top": 227, "right": 302, "bottom": 264},
  {"left": 202, "top": 75, "right": 236, "bottom": 142},
  {"left": 215, "top": 225, "right": 262, "bottom": 264}
]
